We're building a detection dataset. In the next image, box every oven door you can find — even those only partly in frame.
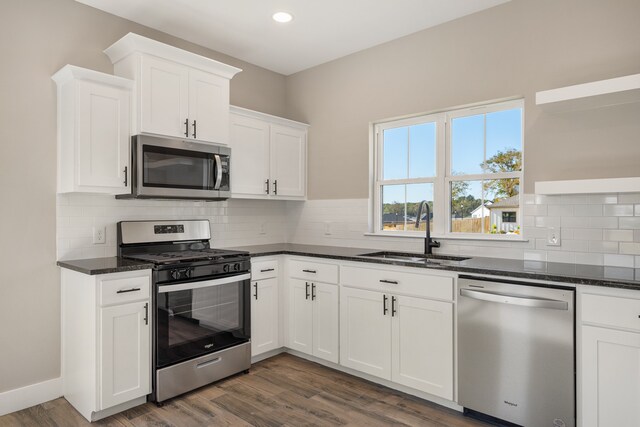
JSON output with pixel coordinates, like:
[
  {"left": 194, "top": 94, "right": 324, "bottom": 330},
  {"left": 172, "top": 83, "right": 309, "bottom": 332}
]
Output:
[
  {"left": 156, "top": 273, "right": 250, "bottom": 368},
  {"left": 133, "top": 135, "right": 228, "bottom": 199}
]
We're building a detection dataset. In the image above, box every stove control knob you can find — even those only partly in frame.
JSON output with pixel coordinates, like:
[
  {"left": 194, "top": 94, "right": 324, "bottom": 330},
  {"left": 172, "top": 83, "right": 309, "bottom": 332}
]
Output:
[
  {"left": 234, "top": 263, "right": 241, "bottom": 271},
  {"left": 223, "top": 264, "right": 230, "bottom": 273},
  {"left": 170, "top": 269, "right": 179, "bottom": 280},
  {"left": 183, "top": 268, "right": 192, "bottom": 278}
]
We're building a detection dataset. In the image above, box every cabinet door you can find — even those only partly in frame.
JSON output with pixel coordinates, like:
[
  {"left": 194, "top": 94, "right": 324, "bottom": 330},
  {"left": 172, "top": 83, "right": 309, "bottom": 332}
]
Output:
[
  {"left": 340, "top": 287, "right": 391, "bottom": 380},
  {"left": 76, "top": 80, "right": 130, "bottom": 193},
  {"left": 139, "top": 55, "right": 189, "bottom": 138},
  {"left": 312, "top": 282, "right": 339, "bottom": 363},
  {"left": 229, "top": 114, "right": 271, "bottom": 196},
  {"left": 582, "top": 325, "right": 640, "bottom": 427},
  {"left": 99, "top": 301, "right": 150, "bottom": 410},
  {"left": 288, "top": 279, "right": 313, "bottom": 355},
  {"left": 251, "top": 278, "right": 279, "bottom": 357},
  {"left": 391, "top": 296, "right": 453, "bottom": 399},
  {"left": 270, "top": 124, "right": 306, "bottom": 197},
  {"left": 189, "top": 69, "right": 229, "bottom": 144}
]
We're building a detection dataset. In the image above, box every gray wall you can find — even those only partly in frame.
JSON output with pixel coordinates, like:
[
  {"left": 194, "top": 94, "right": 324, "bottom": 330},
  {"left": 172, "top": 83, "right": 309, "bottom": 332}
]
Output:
[
  {"left": 286, "top": 0, "right": 640, "bottom": 200},
  {"left": 0, "top": 0, "right": 286, "bottom": 393}
]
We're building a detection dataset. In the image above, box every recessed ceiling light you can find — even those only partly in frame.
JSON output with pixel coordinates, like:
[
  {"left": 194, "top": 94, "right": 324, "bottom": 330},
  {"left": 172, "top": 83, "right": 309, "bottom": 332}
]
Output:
[{"left": 272, "top": 12, "right": 293, "bottom": 23}]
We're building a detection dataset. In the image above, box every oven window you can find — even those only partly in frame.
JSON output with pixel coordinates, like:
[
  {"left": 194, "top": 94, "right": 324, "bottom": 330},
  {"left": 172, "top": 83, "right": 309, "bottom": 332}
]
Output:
[
  {"left": 143, "top": 145, "right": 215, "bottom": 190},
  {"left": 156, "top": 280, "right": 249, "bottom": 367}
]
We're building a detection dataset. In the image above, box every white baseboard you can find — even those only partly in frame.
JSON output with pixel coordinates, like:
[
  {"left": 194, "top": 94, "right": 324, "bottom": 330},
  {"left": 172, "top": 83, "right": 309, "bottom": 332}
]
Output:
[{"left": 0, "top": 377, "right": 63, "bottom": 417}]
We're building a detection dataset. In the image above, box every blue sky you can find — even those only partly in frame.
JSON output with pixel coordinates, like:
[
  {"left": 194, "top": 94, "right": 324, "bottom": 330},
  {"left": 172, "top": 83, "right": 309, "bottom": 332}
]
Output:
[{"left": 382, "top": 108, "right": 521, "bottom": 205}]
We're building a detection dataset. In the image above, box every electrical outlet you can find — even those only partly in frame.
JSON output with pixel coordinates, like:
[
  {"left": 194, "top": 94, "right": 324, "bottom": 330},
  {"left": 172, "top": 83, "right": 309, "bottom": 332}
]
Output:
[
  {"left": 93, "top": 226, "right": 106, "bottom": 244},
  {"left": 546, "top": 227, "right": 561, "bottom": 246}
]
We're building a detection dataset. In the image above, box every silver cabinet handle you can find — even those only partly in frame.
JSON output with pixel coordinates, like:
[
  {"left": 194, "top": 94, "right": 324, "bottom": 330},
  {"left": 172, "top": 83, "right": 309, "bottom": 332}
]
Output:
[
  {"left": 311, "top": 283, "right": 316, "bottom": 300},
  {"left": 379, "top": 279, "right": 398, "bottom": 285},
  {"left": 214, "top": 154, "right": 222, "bottom": 190},
  {"left": 265, "top": 179, "right": 270, "bottom": 194},
  {"left": 254, "top": 282, "right": 258, "bottom": 300},
  {"left": 391, "top": 296, "right": 397, "bottom": 317},
  {"left": 143, "top": 302, "right": 149, "bottom": 325},
  {"left": 260, "top": 268, "right": 275, "bottom": 273},
  {"left": 123, "top": 166, "right": 128, "bottom": 186},
  {"left": 273, "top": 179, "right": 278, "bottom": 195},
  {"left": 192, "top": 119, "right": 197, "bottom": 139},
  {"left": 184, "top": 118, "right": 189, "bottom": 137},
  {"left": 460, "top": 288, "right": 569, "bottom": 310},
  {"left": 302, "top": 269, "right": 316, "bottom": 274},
  {"left": 383, "top": 294, "right": 388, "bottom": 315},
  {"left": 305, "top": 282, "right": 310, "bottom": 300}
]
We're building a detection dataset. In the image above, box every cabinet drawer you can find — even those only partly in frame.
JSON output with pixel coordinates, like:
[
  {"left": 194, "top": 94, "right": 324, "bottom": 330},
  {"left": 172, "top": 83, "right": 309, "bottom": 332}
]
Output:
[
  {"left": 582, "top": 293, "right": 640, "bottom": 332},
  {"left": 341, "top": 265, "right": 453, "bottom": 301},
  {"left": 251, "top": 259, "right": 278, "bottom": 280},
  {"left": 100, "top": 275, "right": 150, "bottom": 306},
  {"left": 289, "top": 259, "right": 338, "bottom": 284}
]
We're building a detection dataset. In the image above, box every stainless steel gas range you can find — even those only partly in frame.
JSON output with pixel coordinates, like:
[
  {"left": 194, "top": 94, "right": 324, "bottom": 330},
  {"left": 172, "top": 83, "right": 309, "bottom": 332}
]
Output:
[{"left": 117, "top": 220, "right": 251, "bottom": 404}]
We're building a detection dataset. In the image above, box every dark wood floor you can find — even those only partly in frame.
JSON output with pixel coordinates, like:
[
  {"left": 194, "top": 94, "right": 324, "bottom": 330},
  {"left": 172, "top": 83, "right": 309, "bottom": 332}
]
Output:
[{"left": 0, "top": 353, "right": 488, "bottom": 426}]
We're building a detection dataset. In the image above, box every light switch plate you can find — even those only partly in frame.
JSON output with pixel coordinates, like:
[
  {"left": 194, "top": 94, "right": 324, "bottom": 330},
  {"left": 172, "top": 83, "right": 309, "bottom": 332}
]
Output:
[{"left": 546, "top": 227, "right": 561, "bottom": 246}]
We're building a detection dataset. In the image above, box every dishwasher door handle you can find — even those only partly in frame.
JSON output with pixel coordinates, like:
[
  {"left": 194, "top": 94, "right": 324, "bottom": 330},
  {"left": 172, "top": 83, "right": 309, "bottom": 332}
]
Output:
[{"left": 460, "top": 288, "right": 569, "bottom": 310}]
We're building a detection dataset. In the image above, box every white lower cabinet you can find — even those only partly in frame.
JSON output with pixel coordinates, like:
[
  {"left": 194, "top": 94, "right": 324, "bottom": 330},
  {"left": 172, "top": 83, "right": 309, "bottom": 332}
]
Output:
[
  {"left": 288, "top": 278, "right": 339, "bottom": 363},
  {"left": 251, "top": 277, "right": 280, "bottom": 357},
  {"left": 580, "top": 289, "right": 640, "bottom": 427},
  {"left": 61, "top": 269, "right": 152, "bottom": 422},
  {"left": 100, "top": 301, "right": 151, "bottom": 409},
  {"left": 339, "top": 266, "right": 454, "bottom": 400}
]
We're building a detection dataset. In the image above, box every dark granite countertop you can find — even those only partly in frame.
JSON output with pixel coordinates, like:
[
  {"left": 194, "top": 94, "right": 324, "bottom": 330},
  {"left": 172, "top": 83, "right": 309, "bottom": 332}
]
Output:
[
  {"left": 225, "top": 243, "right": 640, "bottom": 290},
  {"left": 57, "top": 257, "right": 153, "bottom": 275}
]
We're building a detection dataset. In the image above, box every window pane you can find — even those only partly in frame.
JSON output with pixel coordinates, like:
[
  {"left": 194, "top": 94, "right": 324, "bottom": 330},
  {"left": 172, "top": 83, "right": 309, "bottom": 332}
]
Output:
[
  {"left": 409, "top": 123, "right": 436, "bottom": 178},
  {"left": 383, "top": 127, "right": 408, "bottom": 180},
  {"left": 485, "top": 108, "right": 522, "bottom": 173},
  {"left": 485, "top": 178, "right": 520, "bottom": 234},
  {"left": 450, "top": 180, "right": 485, "bottom": 234},
  {"left": 451, "top": 115, "right": 484, "bottom": 175},
  {"left": 382, "top": 184, "right": 405, "bottom": 231},
  {"left": 406, "top": 183, "right": 434, "bottom": 230}
]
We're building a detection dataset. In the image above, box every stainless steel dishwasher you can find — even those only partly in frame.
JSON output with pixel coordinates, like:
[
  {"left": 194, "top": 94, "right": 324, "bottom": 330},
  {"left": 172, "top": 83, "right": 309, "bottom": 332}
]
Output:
[{"left": 458, "top": 276, "right": 575, "bottom": 427}]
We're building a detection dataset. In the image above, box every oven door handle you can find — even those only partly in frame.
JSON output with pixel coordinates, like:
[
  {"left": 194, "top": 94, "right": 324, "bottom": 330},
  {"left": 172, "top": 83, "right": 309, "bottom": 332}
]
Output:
[{"left": 158, "top": 273, "right": 250, "bottom": 293}]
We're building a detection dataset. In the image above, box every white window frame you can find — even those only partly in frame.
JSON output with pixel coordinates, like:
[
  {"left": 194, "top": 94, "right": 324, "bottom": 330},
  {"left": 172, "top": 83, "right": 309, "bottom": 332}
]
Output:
[{"left": 370, "top": 98, "right": 524, "bottom": 241}]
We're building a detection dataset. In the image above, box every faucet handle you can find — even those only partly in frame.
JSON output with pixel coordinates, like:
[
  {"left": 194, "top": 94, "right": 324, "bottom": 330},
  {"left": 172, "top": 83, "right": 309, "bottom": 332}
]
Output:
[{"left": 430, "top": 240, "right": 441, "bottom": 248}]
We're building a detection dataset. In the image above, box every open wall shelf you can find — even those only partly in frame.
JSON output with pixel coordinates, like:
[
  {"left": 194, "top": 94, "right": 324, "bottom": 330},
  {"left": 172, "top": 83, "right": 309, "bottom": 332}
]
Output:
[{"left": 536, "top": 73, "right": 640, "bottom": 112}]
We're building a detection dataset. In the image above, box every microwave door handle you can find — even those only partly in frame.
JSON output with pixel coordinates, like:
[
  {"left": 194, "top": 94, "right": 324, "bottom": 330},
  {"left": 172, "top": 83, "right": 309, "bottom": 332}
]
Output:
[{"left": 214, "top": 154, "right": 222, "bottom": 190}]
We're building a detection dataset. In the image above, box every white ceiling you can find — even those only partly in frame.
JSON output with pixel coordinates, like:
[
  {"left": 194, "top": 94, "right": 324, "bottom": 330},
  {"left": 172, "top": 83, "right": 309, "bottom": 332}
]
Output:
[{"left": 77, "top": 0, "right": 510, "bottom": 75}]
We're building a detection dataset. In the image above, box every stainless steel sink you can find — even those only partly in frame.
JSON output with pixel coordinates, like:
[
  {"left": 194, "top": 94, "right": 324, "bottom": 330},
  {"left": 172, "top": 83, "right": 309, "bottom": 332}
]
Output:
[{"left": 358, "top": 251, "right": 471, "bottom": 263}]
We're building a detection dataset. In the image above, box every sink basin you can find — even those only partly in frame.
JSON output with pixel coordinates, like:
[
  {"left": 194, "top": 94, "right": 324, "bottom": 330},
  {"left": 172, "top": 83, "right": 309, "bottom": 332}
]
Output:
[{"left": 358, "top": 251, "right": 471, "bottom": 263}]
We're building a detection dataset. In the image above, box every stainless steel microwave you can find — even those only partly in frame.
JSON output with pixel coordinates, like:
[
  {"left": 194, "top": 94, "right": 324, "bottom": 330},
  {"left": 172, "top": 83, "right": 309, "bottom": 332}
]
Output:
[{"left": 118, "top": 135, "right": 230, "bottom": 201}]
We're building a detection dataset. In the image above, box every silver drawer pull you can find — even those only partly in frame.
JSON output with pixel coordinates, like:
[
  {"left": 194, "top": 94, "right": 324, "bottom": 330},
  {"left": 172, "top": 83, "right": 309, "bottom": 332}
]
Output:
[
  {"left": 303, "top": 269, "right": 317, "bottom": 274},
  {"left": 196, "top": 357, "right": 222, "bottom": 369},
  {"left": 260, "top": 268, "right": 275, "bottom": 273},
  {"left": 379, "top": 279, "right": 398, "bottom": 285},
  {"left": 116, "top": 287, "right": 141, "bottom": 294}
]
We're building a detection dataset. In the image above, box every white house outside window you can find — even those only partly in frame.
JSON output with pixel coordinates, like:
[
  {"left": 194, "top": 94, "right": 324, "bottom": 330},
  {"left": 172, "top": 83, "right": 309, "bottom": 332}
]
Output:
[{"left": 372, "top": 99, "right": 524, "bottom": 240}]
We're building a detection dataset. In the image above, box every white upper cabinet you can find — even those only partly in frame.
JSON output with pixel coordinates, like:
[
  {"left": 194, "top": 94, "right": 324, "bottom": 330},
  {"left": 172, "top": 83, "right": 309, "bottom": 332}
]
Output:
[
  {"left": 230, "top": 106, "right": 308, "bottom": 200},
  {"left": 105, "top": 33, "right": 241, "bottom": 145},
  {"left": 52, "top": 65, "right": 132, "bottom": 195},
  {"left": 139, "top": 55, "right": 189, "bottom": 139}
]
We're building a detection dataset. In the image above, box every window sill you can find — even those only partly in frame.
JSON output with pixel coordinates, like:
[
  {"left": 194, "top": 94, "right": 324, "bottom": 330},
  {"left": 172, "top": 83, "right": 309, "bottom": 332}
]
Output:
[{"left": 364, "top": 231, "right": 528, "bottom": 242}]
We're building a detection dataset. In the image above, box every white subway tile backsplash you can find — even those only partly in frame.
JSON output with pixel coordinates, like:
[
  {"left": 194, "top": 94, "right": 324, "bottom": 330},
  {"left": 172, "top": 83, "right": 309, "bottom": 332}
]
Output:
[
  {"left": 603, "top": 204, "right": 635, "bottom": 217},
  {"left": 620, "top": 217, "right": 640, "bottom": 229},
  {"left": 603, "top": 254, "right": 635, "bottom": 268},
  {"left": 547, "top": 205, "right": 574, "bottom": 217},
  {"left": 603, "top": 229, "right": 635, "bottom": 242},
  {"left": 620, "top": 242, "right": 640, "bottom": 256},
  {"left": 618, "top": 193, "right": 640, "bottom": 204},
  {"left": 573, "top": 204, "right": 603, "bottom": 217},
  {"left": 588, "top": 241, "right": 619, "bottom": 254},
  {"left": 588, "top": 194, "right": 618, "bottom": 204},
  {"left": 58, "top": 191, "right": 640, "bottom": 269}
]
